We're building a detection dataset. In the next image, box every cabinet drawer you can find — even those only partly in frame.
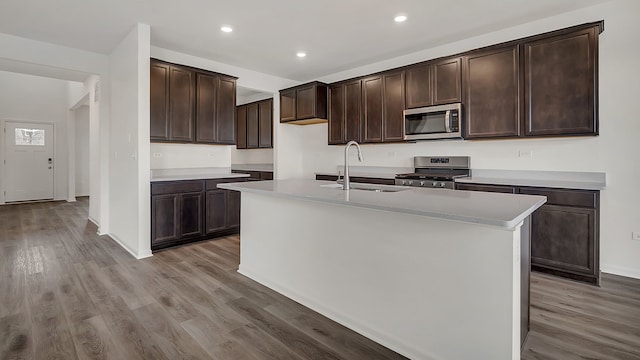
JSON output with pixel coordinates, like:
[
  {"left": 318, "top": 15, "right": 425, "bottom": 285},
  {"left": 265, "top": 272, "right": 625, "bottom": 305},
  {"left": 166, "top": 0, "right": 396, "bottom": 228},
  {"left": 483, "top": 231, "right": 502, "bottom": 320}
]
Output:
[
  {"left": 152, "top": 180, "right": 203, "bottom": 195},
  {"left": 205, "top": 177, "right": 247, "bottom": 190},
  {"left": 456, "top": 183, "right": 516, "bottom": 193},
  {"left": 518, "top": 187, "right": 597, "bottom": 208}
]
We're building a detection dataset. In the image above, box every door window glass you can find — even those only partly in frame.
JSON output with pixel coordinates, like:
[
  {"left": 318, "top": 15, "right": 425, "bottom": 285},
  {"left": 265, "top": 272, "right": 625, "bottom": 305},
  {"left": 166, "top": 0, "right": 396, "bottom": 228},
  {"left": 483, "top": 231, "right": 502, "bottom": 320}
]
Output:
[{"left": 15, "top": 128, "right": 45, "bottom": 146}]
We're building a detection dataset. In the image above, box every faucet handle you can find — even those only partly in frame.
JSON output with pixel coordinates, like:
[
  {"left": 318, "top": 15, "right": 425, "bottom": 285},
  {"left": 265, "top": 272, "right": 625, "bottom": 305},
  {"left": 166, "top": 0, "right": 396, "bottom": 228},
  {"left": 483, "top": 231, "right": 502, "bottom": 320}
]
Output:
[{"left": 336, "top": 170, "right": 344, "bottom": 184}]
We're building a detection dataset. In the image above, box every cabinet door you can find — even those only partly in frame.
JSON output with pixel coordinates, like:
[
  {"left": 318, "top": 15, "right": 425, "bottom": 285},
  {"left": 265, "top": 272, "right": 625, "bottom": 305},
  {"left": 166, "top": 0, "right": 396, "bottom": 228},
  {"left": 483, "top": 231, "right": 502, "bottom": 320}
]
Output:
[
  {"left": 258, "top": 99, "right": 273, "bottom": 148},
  {"left": 236, "top": 106, "right": 247, "bottom": 149},
  {"left": 168, "top": 66, "right": 195, "bottom": 142},
  {"left": 524, "top": 27, "right": 598, "bottom": 136},
  {"left": 226, "top": 190, "right": 241, "bottom": 228},
  {"left": 382, "top": 71, "right": 405, "bottom": 142},
  {"left": 205, "top": 190, "right": 227, "bottom": 234},
  {"left": 456, "top": 183, "right": 516, "bottom": 193},
  {"left": 345, "top": 80, "right": 362, "bottom": 143},
  {"left": 433, "top": 57, "right": 461, "bottom": 105},
  {"left": 180, "top": 192, "right": 203, "bottom": 238},
  {"left": 151, "top": 194, "right": 180, "bottom": 245},
  {"left": 195, "top": 72, "right": 217, "bottom": 143},
  {"left": 464, "top": 45, "right": 521, "bottom": 139},
  {"left": 328, "top": 84, "right": 346, "bottom": 144},
  {"left": 246, "top": 103, "right": 259, "bottom": 148},
  {"left": 362, "top": 75, "right": 383, "bottom": 143},
  {"left": 530, "top": 204, "right": 597, "bottom": 278},
  {"left": 280, "top": 89, "right": 296, "bottom": 122},
  {"left": 405, "top": 64, "right": 432, "bottom": 109},
  {"left": 216, "top": 76, "right": 236, "bottom": 144},
  {"left": 150, "top": 61, "right": 170, "bottom": 141},
  {"left": 296, "top": 84, "right": 316, "bottom": 120}
]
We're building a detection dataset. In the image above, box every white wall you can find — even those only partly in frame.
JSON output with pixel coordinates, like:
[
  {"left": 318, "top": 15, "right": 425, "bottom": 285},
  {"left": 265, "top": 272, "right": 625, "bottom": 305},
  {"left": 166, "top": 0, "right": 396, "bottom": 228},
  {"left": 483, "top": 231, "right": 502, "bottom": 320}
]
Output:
[
  {"left": 150, "top": 143, "right": 231, "bottom": 169},
  {"left": 74, "top": 105, "right": 90, "bottom": 196},
  {"left": 108, "top": 23, "right": 151, "bottom": 259},
  {"left": 0, "top": 71, "right": 72, "bottom": 202},
  {"left": 292, "top": 0, "right": 640, "bottom": 279},
  {"left": 230, "top": 148, "right": 274, "bottom": 165}
]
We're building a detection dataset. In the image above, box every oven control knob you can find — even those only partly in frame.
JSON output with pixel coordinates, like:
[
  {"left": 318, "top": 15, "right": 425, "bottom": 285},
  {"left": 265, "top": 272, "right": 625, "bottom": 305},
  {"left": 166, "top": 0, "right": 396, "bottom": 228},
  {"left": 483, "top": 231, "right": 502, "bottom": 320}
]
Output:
[
  {"left": 432, "top": 182, "right": 438, "bottom": 187},
  {"left": 408, "top": 180, "right": 413, "bottom": 186},
  {"left": 439, "top": 182, "right": 446, "bottom": 188},
  {"left": 420, "top": 181, "right": 425, "bottom": 186}
]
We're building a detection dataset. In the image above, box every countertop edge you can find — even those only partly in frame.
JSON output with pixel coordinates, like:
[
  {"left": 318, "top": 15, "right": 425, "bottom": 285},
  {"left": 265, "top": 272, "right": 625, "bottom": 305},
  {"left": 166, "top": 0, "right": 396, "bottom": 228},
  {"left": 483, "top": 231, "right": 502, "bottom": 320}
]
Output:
[
  {"left": 151, "top": 173, "right": 250, "bottom": 182},
  {"left": 219, "top": 181, "right": 546, "bottom": 230},
  {"left": 454, "top": 176, "right": 606, "bottom": 191}
]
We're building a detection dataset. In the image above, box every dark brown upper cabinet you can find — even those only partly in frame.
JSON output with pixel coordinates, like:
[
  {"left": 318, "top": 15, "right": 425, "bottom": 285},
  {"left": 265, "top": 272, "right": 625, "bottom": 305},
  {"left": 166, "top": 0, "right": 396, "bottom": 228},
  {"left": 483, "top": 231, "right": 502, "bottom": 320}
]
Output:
[
  {"left": 236, "top": 98, "right": 273, "bottom": 149},
  {"left": 236, "top": 106, "right": 247, "bottom": 149},
  {"left": 362, "top": 72, "right": 405, "bottom": 143},
  {"left": 168, "top": 65, "right": 195, "bottom": 142},
  {"left": 194, "top": 72, "right": 236, "bottom": 144},
  {"left": 524, "top": 26, "right": 599, "bottom": 137},
  {"left": 279, "top": 82, "right": 328, "bottom": 125},
  {"left": 258, "top": 98, "right": 273, "bottom": 148},
  {"left": 150, "top": 58, "right": 237, "bottom": 144},
  {"left": 405, "top": 57, "right": 461, "bottom": 109},
  {"left": 382, "top": 71, "right": 405, "bottom": 142},
  {"left": 463, "top": 45, "right": 521, "bottom": 139},
  {"left": 195, "top": 72, "right": 217, "bottom": 142},
  {"left": 328, "top": 80, "right": 362, "bottom": 145},
  {"left": 246, "top": 103, "right": 259, "bottom": 148},
  {"left": 150, "top": 61, "right": 170, "bottom": 140},
  {"left": 213, "top": 75, "right": 237, "bottom": 144},
  {"left": 280, "top": 88, "right": 296, "bottom": 122},
  {"left": 362, "top": 75, "right": 383, "bottom": 143}
]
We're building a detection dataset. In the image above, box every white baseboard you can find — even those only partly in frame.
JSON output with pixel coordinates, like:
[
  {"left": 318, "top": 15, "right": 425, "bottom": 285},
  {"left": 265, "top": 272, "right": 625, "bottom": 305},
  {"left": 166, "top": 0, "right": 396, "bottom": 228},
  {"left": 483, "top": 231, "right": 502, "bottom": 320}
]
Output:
[
  {"left": 67, "top": 197, "right": 77, "bottom": 202},
  {"left": 107, "top": 233, "right": 152, "bottom": 260},
  {"left": 601, "top": 265, "right": 640, "bottom": 280}
]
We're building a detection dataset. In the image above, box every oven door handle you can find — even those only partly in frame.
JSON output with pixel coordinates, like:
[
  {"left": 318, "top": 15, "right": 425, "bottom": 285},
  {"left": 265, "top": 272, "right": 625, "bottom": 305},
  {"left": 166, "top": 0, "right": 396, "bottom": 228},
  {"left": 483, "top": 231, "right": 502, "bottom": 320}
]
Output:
[{"left": 444, "top": 110, "right": 452, "bottom": 133}]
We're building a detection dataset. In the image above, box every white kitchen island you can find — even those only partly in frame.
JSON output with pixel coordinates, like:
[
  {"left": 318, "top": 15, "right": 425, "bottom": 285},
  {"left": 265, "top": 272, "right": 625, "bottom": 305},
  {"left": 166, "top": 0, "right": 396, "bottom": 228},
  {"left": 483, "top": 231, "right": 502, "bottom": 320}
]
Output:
[{"left": 218, "top": 179, "right": 546, "bottom": 360}]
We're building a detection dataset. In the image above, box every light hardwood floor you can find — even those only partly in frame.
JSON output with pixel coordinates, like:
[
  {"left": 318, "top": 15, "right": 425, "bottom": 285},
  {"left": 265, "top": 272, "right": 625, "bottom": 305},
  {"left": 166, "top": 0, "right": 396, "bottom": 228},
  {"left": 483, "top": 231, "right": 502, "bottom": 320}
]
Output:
[{"left": 1, "top": 198, "right": 639, "bottom": 360}]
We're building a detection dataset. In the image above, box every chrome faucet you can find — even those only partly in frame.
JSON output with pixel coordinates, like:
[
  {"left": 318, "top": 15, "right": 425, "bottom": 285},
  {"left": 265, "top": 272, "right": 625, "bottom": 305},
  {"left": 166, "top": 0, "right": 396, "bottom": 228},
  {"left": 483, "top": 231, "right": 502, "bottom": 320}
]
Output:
[{"left": 343, "top": 140, "right": 364, "bottom": 190}]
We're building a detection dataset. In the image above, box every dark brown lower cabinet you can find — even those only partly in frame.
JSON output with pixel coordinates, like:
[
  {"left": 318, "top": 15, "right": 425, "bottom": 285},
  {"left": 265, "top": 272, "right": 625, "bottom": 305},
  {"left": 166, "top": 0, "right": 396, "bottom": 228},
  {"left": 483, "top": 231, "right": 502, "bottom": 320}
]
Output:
[
  {"left": 151, "top": 178, "right": 245, "bottom": 251},
  {"left": 456, "top": 182, "right": 600, "bottom": 285},
  {"left": 205, "top": 190, "right": 227, "bottom": 233},
  {"left": 231, "top": 170, "right": 273, "bottom": 181}
]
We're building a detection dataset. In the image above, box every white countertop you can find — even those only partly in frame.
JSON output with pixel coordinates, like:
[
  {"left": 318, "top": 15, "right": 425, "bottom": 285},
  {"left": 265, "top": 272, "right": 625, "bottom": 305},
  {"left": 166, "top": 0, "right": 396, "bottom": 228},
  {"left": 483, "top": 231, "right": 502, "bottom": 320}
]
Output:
[
  {"left": 150, "top": 167, "right": 249, "bottom": 182},
  {"left": 456, "top": 169, "right": 606, "bottom": 190},
  {"left": 219, "top": 179, "right": 546, "bottom": 229},
  {"left": 231, "top": 163, "right": 273, "bottom": 172}
]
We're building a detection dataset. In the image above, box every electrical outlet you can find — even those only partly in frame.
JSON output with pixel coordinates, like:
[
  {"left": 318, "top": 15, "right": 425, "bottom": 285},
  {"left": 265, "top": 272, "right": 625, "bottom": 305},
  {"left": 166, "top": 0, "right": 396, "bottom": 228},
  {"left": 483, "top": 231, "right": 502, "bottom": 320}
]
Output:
[
  {"left": 632, "top": 232, "right": 640, "bottom": 241},
  {"left": 153, "top": 153, "right": 162, "bottom": 158},
  {"left": 518, "top": 150, "right": 533, "bottom": 158}
]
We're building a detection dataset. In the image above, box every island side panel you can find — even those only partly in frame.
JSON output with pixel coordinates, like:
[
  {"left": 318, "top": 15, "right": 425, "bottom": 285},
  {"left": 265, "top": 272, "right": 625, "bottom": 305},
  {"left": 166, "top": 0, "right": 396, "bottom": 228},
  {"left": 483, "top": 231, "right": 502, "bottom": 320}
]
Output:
[{"left": 238, "top": 192, "right": 521, "bottom": 360}]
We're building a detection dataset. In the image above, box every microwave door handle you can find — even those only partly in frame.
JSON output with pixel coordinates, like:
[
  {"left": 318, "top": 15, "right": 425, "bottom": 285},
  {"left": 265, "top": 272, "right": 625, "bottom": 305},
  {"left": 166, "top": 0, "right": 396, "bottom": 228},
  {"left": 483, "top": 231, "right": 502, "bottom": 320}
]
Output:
[{"left": 444, "top": 110, "right": 451, "bottom": 133}]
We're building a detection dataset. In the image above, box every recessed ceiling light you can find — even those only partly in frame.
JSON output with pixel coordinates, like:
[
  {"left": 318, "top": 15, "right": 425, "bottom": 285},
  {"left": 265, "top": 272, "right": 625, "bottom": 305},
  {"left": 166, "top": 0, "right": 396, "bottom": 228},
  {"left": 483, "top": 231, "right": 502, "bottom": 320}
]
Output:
[
  {"left": 221, "top": 26, "right": 233, "bottom": 33},
  {"left": 394, "top": 15, "right": 407, "bottom": 23},
  {"left": 296, "top": 52, "right": 307, "bottom": 58}
]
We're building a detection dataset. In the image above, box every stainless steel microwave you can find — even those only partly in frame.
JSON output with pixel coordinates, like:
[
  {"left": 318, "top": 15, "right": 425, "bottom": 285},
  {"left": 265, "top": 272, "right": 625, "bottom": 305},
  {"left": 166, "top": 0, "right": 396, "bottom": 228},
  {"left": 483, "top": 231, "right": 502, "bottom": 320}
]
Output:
[{"left": 403, "top": 103, "right": 463, "bottom": 141}]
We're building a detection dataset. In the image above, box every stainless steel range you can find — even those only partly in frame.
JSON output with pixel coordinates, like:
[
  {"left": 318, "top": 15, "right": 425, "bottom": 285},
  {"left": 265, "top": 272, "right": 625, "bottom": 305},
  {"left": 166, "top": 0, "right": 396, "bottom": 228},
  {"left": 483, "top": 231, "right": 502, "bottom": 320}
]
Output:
[{"left": 395, "top": 156, "right": 470, "bottom": 189}]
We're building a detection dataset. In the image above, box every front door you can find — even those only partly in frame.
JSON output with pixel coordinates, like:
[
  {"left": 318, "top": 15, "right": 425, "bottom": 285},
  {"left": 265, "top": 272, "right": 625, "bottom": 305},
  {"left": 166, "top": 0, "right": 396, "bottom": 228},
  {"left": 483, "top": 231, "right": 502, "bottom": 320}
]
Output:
[{"left": 4, "top": 122, "right": 54, "bottom": 202}]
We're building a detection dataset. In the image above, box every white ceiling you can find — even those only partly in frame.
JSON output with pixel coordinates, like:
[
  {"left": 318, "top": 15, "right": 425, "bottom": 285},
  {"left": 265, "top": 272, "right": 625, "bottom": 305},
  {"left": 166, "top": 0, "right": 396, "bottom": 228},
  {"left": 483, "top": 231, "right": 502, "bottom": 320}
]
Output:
[{"left": 0, "top": 0, "right": 609, "bottom": 82}]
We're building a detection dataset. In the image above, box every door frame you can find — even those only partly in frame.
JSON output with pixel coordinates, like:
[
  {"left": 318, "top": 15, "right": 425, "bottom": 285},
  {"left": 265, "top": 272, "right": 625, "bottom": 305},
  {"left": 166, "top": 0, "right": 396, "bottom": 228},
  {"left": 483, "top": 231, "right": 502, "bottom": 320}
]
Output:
[
  {"left": 1, "top": 119, "right": 57, "bottom": 204},
  {"left": 68, "top": 92, "right": 90, "bottom": 202}
]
